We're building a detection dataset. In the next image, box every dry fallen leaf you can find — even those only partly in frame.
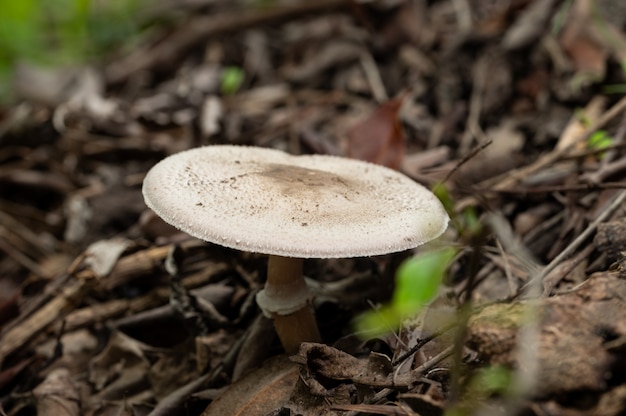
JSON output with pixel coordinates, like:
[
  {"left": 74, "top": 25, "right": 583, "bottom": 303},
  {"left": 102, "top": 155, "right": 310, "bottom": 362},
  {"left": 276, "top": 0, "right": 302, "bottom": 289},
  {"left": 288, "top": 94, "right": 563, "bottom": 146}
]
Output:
[
  {"left": 347, "top": 99, "right": 406, "bottom": 170},
  {"left": 33, "top": 368, "right": 80, "bottom": 416},
  {"left": 88, "top": 331, "right": 152, "bottom": 396},
  {"left": 555, "top": 96, "right": 605, "bottom": 150},
  {"left": 558, "top": 0, "right": 608, "bottom": 79},
  {"left": 81, "top": 238, "right": 132, "bottom": 279},
  {"left": 293, "top": 343, "right": 400, "bottom": 389},
  {"left": 201, "top": 355, "right": 299, "bottom": 416}
]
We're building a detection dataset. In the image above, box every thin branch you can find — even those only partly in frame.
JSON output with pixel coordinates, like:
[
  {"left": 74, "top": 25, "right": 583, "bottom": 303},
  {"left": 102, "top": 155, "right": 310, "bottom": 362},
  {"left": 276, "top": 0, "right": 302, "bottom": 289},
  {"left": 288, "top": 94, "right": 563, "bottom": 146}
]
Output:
[{"left": 524, "top": 189, "right": 626, "bottom": 295}]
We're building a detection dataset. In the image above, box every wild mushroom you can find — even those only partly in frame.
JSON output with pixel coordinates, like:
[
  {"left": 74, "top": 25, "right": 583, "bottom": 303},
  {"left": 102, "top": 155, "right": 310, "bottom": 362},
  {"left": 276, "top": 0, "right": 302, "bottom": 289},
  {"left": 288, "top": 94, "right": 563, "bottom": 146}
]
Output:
[{"left": 142, "top": 145, "right": 449, "bottom": 353}]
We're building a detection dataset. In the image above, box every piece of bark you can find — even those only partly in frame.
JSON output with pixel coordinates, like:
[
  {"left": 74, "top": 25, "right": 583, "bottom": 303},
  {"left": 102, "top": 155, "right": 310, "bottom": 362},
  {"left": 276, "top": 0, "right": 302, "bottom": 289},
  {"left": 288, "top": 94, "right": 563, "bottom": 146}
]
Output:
[
  {"left": 467, "top": 271, "right": 626, "bottom": 397},
  {"left": 594, "top": 218, "right": 626, "bottom": 263}
]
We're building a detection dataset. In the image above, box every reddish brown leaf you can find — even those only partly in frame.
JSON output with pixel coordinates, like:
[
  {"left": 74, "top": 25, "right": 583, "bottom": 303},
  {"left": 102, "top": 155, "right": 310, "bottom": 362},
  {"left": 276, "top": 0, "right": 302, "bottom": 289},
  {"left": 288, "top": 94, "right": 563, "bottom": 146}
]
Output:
[
  {"left": 347, "top": 99, "right": 406, "bottom": 170},
  {"left": 558, "top": 0, "right": 607, "bottom": 77}
]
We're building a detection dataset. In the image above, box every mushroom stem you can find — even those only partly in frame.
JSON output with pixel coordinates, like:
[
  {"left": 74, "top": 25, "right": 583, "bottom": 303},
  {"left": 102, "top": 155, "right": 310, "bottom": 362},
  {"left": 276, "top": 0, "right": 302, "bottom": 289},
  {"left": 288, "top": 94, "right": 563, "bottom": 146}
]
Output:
[{"left": 258, "top": 255, "right": 321, "bottom": 353}]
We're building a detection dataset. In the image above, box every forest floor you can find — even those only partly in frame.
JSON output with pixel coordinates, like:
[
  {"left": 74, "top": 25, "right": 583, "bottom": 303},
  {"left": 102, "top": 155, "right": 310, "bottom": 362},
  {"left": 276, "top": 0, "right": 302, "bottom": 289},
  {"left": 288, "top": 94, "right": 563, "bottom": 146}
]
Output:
[{"left": 1, "top": 1, "right": 626, "bottom": 415}]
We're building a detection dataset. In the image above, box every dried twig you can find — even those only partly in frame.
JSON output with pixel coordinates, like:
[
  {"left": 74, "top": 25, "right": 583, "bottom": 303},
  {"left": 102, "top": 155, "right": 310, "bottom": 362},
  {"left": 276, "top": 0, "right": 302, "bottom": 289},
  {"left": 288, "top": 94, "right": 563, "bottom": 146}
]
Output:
[
  {"left": 525, "top": 189, "right": 626, "bottom": 295},
  {"left": 471, "top": 94, "right": 626, "bottom": 197},
  {"left": 105, "top": 0, "right": 351, "bottom": 83}
]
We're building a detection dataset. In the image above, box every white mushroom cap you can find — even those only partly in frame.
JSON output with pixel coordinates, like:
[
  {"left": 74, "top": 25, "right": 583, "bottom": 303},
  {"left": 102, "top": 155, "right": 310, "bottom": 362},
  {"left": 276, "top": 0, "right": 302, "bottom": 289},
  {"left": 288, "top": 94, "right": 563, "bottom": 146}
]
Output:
[{"left": 142, "top": 145, "right": 449, "bottom": 258}]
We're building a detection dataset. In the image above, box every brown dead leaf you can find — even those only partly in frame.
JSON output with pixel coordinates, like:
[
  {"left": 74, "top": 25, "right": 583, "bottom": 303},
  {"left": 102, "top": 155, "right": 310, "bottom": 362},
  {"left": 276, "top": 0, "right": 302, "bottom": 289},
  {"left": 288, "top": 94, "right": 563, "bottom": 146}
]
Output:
[
  {"left": 558, "top": 0, "right": 608, "bottom": 78},
  {"left": 502, "top": 0, "right": 557, "bottom": 51},
  {"left": 33, "top": 368, "right": 81, "bottom": 416},
  {"left": 347, "top": 99, "right": 406, "bottom": 170},
  {"left": 88, "top": 331, "right": 153, "bottom": 400},
  {"left": 201, "top": 355, "right": 299, "bottom": 416},
  {"left": 455, "top": 119, "right": 525, "bottom": 185},
  {"left": 559, "top": 0, "right": 626, "bottom": 81},
  {"left": 294, "top": 343, "right": 401, "bottom": 389},
  {"left": 401, "top": 146, "right": 450, "bottom": 179},
  {"left": 556, "top": 96, "right": 605, "bottom": 151},
  {"left": 80, "top": 238, "right": 133, "bottom": 279},
  {"left": 292, "top": 342, "right": 360, "bottom": 381}
]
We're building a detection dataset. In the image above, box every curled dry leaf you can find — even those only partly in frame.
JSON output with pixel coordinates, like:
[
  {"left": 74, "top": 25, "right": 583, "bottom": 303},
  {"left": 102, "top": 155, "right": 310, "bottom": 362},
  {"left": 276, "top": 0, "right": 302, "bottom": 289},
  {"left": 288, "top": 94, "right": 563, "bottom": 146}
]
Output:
[
  {"left": 88, "top": 331, "right": 152, "bottom": 394},
  {"left": 33, "top": 368, "right": 80, "bottom": 416},
  {"left": 293, "top": 343, "right": 401, "bottom": 389},
  {"left": 201, "top": 355, "right": 299, "bottom": 416},
  {"left": 502, "top": 0, "right": 557, "bottom": 51},
  {"left": 81, "top": 238, "right": 132, "bottom": 278}
]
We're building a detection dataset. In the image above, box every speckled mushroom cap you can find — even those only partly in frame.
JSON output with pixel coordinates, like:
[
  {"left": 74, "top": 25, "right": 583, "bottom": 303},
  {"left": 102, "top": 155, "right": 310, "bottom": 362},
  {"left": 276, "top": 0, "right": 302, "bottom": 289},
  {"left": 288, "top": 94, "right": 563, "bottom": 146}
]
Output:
[{"left": 142, "top": 145, "right": 449, "bottom": 258}]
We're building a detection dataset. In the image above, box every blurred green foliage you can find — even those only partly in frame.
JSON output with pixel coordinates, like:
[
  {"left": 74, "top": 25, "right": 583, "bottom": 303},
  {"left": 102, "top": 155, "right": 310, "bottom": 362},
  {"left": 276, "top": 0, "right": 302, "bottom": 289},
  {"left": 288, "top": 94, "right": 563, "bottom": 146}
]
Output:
[
  {"left": 435, "top": 182, "right": 482, "bottom": 242},
  {"left": 220, "top": 66, "right": 245, "bottom": 95},
  {"left": 0, "top": 0, "right": 141, "bottom": 99},
  {"left": 469, "top": 365, "right": 513, "bottom": 396},
  {"left": 575, "top": 108, "right": 615, "bottom": 159},
  {"left": 354, "top": 247, "right": 457, "bottom": 338},
  {"left": 587, "top": 129, "right": 613, "bottom": 159}
]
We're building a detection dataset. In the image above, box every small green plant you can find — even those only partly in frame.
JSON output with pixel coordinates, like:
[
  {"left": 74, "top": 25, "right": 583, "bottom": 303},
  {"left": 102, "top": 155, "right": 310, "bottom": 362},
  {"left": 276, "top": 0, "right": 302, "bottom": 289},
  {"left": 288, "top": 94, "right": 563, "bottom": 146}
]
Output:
[
  {"left": 552, "top": 1, "right": 626, "bottom": 94},
  {"left": 220, "top": 66, "right": 245, "bottom": 95},
  {"left": 434, "top": 183, "right": 482, "bottom": 242},
  {"left": 354, "top": 247, "right": 457, "bottom": 338},
  {"left": 587, "top": 129, "right": 613, "bottom": 159},
  {"left": 354, "top": 183, "right": 471, "bottom": 338},
  {"left": 0, "top": 0, "right": 142, "bottom": 100},
  {"left": 469, "top": 365, "right": 513, "bottom": 396},
  {"left": 573, "top": 109, "right": 614, "bottom": 159},
  {"left": 574, "top": 107, "right": 592, "bottom": 126}
]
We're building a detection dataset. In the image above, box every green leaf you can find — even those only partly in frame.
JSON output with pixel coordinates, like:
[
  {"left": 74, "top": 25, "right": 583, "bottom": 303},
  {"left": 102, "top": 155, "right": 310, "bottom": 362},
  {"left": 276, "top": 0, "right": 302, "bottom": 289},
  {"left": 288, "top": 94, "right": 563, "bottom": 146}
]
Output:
[
  {"left": 353, "top": 305, "right": 403, "bottom": 338},
  {"left": 432, "top": 183, "right": 454, "bottom": 214},
  {"left": 354, "top": 248, "right": 456, "bottom": 338},
  {"left": 0, "top": 0, "right": 38, "bottom": 60},
  {"left": 588, "top": 130, "right": 613, "bottom": 150},
  {"left": 587, "top": 130, "right": 613, "bottom": 160},
  {"left": 220, "top": 66, "right": 245, "bottom": 95},
  {"left": 473, "top": 365, "right": 512, "bottom": 394},
  {"left": 392, "top": 248, "right": 457, "bottom": 314}
]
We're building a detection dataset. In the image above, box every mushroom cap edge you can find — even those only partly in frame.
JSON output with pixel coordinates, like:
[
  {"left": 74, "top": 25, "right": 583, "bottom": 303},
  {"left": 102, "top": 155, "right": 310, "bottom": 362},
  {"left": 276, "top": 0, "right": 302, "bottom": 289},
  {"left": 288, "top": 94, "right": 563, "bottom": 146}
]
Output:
[{"left": 142, "top": 145, "right": 449, "bottom": 258}]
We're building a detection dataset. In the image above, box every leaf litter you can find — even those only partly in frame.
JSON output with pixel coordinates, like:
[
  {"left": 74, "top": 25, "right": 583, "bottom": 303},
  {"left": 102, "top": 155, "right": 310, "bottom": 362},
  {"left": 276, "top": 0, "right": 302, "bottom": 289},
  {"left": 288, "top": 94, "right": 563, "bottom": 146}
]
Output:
[{"left": 1, "top": 0, "right": 626, "bottom": 415}]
